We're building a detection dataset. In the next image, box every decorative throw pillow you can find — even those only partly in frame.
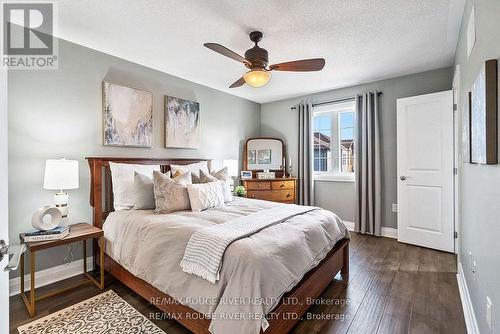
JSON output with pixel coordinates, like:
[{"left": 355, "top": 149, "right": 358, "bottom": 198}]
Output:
[
  {"left": 199, "top": 167, "right": 233, "bottom": 202},
  {"left": 187, "top": 181, "right": 225, "bottom": 212},
  {"left": 153, "top": 170, "right": 192, "bottom": 213},
  {"left": 133, "top": 172, "right": 156, "bottom": 210},
  {"left": 170, "top": 161, "right": 209, "bottom": 179},
  {"left": 109, "top": 162, "right": 160, "bottom": 210}
]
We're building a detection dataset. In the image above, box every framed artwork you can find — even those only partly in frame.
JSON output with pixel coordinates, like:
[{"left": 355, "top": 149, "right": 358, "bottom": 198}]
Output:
[
  {"left": 248, "top": 150, "right": 256, "bottom": 164},
  {"left": 102, "top": 81, "right": 153, "bottom": 147},
  {"left": 240, "top": 171, "right": 252, "bottom": 179},
  {"left": 257, "top": 149, "right": 272, "bottom": 164},
  {"left": 469, "top": 59, "right": 498, "bottom": 164},
  {"left": 462, "top": 92, "right": 471, "bottom": 162},
  {"left": 165, "top": 96, "right": 200, "bottom": 149}
]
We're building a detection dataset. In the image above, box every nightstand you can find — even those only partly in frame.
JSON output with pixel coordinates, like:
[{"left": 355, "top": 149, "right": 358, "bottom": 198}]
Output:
[{"left": 19, "top": 223, "right": 104, "bottom": 317}]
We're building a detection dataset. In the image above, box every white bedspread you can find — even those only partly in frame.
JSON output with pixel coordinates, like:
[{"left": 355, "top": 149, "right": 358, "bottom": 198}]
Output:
[{"left": 103, "top": 197, "right": 348, "bottom": 334}]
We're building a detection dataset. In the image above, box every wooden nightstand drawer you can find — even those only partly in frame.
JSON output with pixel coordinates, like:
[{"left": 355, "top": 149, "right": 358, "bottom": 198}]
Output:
[
  {"left": 271, "top": 180, "right": 295, "bottom": 190},
  {"left": 247, "top": 190, "right": 295, "bottom": 202},
  {"left": 246, "top": 181, "right": 271, "bottom": 190}
]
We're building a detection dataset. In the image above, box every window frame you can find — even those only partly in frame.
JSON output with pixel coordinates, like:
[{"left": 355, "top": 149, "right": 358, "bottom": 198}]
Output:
[
  {"left": 312, "top": 100, "right": 356, "bottom": 182},
  {"left": 337, "top": 110, "right": 355, "bottom": 177}
]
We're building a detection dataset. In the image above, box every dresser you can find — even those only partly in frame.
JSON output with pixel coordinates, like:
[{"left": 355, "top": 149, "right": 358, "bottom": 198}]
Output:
[{"left": 242, "top": 178, "right": 298, "bottom": 204}]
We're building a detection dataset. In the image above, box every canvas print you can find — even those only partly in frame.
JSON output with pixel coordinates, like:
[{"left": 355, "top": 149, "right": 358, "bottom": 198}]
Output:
[
  {"left": 462, "top": 93, "right": 471, "bottom": 162},
  {"left": 103, "top": 82, "right": 153, "bottom": 147},
  {"left": 471, "top": 67, "right": 486, "bottom": 163},
  {"left": 248, "top": 150, "right": 256, "bottom": 164},
  {"left": 165, "top": 96, "right": 200, "bottom": 148},
  {"left": 257, "top": 149, "right": 272, "bottom": 164},
  {"left": 470, "top": 59, "right": 498, "bottom": 164}
]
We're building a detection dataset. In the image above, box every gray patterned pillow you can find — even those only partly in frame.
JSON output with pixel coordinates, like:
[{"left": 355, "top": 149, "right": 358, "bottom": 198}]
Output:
[
  {"left": 199, "top": 167, "right": 233, "bottom": 202},
  {"left": 153, "top": 170, "right": 192, "bottom": 213}
]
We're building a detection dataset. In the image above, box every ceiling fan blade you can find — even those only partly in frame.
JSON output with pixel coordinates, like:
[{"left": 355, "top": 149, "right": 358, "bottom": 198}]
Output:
[
  {"left": 204, "top": 43, "right": 250, "bottom": 65},
  {"left": 229, "top": 77, "right": 246, "bottom": 88},
  {"left": 269, "top": 58, "right": 325, "bottom": 72}
]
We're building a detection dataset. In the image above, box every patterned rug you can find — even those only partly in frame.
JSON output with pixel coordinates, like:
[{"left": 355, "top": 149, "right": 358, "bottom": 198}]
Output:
[{"left": 18, "top": 290, "right": 165, "bottom": 333}]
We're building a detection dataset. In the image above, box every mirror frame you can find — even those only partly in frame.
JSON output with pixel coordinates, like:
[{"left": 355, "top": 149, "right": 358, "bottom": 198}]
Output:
[{"left": 243, "top": 137, "right": 287, "bottom": 178}]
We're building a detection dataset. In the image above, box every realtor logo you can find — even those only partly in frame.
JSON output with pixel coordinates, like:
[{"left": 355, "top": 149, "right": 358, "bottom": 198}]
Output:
[{"left": 2, "top": 1, "right": 58, "bottom": 69}]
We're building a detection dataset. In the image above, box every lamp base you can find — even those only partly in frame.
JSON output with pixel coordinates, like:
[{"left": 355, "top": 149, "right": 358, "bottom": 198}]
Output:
[{"left": 54, "top": 192, "right": 69, "bottom": 223}]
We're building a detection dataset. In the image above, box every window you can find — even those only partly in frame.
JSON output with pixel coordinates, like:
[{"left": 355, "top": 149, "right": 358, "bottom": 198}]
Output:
[{"left": 313, "top": 100, "right": 355, "bottom": 180}]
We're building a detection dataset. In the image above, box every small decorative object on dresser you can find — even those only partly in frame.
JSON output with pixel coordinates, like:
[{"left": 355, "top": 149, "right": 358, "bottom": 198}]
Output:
[
  {"left": 240, "top": 171, "right": 252, "bottom": 179},
  {"left": 43, "top": 158, "right": 79, "bottom": 224}
]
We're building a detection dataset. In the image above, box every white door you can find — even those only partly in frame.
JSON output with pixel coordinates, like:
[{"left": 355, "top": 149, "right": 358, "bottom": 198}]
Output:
[
  {"left": 0, "top": 66, "right": 9, "bottom": 331},
  {"left": 397, "top": 91, "right": 454, "bottom": 252}
]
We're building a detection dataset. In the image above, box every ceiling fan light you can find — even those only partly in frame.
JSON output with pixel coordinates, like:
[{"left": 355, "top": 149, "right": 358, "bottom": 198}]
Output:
[{"left": 243, "top": 70, "right": 271, "bottom": 88}]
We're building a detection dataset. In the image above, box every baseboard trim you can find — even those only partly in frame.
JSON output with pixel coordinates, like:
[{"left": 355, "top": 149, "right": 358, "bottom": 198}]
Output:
[
  {"left": 343, "top": 221, "right": 397, "bottom": 239},
  {"left": 9, "top": 256, "right": 94, "bottom": 297},
  {"left": 457, "top": 261, "right": 480, "bottom": 334}
]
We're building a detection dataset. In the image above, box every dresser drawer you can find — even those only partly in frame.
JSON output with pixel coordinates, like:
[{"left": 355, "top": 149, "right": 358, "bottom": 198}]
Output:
[
  {"left": 247, "top": 190, "right": 295, "bottom": 202},
  {"left": 271, "top": 180, "right": 295, "bottom": 190},
  {"left": 245, "top": 181, "right": 271, "bottom": 190}
]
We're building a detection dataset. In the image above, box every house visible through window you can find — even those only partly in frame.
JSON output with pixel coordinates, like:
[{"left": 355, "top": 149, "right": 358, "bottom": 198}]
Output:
[{"left": 313, "top": 100, "right": 356, "bottom": 179}]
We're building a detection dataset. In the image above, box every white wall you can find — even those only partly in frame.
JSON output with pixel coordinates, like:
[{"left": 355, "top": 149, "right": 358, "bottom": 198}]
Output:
[
  {"left": 453, "top": 0, "right": 500, "bottom": 332},
  {"left": 0, "top": 59, "right": 10, "bottom": 331},
  {"left": 8, "top": 38, "right": 261, "bottom": 278}
]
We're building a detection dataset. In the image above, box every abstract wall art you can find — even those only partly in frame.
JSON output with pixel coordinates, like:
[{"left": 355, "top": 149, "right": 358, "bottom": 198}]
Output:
[
  {"left": 102, "top": 81, "right": 153, "bottom": 147},
  {"left": 165, "top": 96, "right": 200, "bottom": 149}
]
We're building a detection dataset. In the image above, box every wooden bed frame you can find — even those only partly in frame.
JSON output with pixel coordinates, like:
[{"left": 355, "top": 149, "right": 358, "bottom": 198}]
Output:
[{"left": 86, "top": 157, "right": 349, "bottom": 334}]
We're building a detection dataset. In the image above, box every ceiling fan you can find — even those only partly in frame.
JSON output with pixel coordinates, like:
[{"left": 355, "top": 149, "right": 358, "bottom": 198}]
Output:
[{"left": 204, "top": 31, "right": 325, "bottom": 88}]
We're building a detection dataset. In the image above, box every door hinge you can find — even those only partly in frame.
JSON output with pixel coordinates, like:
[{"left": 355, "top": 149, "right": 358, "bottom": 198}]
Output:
[
  {"left": 453, "top": 167, "right": 458, "bottom": 175},
  {"left": 454, "top": 231, "right": 458, "bottom": 238},
  {"left": 453, "top": 103, "right": 458, "bottom": 111}
]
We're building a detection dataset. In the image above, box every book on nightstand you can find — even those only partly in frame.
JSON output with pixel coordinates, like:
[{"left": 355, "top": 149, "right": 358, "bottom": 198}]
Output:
[{"left": 20, "top": 226, "right": 70, "bottom": 243}]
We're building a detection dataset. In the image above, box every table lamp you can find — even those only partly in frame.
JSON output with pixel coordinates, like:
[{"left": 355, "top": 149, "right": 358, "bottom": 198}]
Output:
[
  {"left": 43, "top": 158, "right": 79, "bottom": 221},
  {"left": 223, "top": 159, "right": 239, "bottom": 191}
]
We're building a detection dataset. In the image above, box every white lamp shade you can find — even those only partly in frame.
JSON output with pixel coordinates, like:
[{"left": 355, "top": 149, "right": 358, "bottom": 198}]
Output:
[
  {"left": 223, "top": 159, "right": 239, "bottom": 177},
  {"left": 43, "top": 159, "right": 79, "bottom": 190}
]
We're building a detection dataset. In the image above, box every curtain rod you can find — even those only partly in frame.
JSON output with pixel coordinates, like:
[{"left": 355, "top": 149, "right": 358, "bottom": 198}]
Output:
[{"left": 290, "top": 91, "right": 382, "bottom": 110}]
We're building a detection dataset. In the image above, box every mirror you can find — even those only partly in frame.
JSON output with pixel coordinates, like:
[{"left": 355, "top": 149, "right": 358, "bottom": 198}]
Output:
[{"left": 244, "top": 138, "right": 285, "bottom": 172}]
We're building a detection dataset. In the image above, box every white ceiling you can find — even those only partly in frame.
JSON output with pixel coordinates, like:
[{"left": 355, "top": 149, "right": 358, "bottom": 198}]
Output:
[{"left": 57, "top": 0, "right": 465, "bottom": 103}]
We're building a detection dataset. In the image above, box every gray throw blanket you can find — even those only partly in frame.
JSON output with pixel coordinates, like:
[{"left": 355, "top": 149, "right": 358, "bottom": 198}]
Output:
[{"left": 180, "top": 204, "right": 317, "bottom": 283}]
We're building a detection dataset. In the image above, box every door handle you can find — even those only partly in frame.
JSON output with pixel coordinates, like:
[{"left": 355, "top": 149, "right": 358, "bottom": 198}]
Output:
[
  {"left": 0, "top": 239, "right": 27, "bottom": 272},
  {"left": 400, "top": 176, "right": 407, "bottom": 181}
]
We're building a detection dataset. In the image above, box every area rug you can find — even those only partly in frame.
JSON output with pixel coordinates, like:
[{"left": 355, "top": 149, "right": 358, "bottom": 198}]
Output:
[{"left": 18, "top": 290, "right": 165, "bottom": 333}]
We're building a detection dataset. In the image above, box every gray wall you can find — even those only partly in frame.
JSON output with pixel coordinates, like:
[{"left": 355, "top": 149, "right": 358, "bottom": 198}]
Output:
[
  {"left": 261, "top": 68, "right": 453, "bottom": 227},
  {"left": 453, "top": 0, "right": 500, "bottom": 332},
  {"left": 8, "top": 38, "right": 261, "bottom": 278}
]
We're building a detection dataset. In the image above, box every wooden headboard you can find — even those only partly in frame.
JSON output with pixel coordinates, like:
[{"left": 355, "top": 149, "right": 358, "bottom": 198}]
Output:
[{"left": 86, "top": 157, "right": 208, "bottom": 229}]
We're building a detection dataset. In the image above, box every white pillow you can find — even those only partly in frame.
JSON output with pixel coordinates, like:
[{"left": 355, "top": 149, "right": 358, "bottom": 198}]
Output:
[
  {"left": 153, "top": 170, "right": 192, "bottom": 213},
  {"left": 109, "top": 162, "right": 160, "bottom": 210},
  {"left": 199, "top": 167, "right": 233, "bottom": 203},
  {"left": 187, "top": 181, "right": 225, "bottom": 212},
  {"left": 170, "top": 161, "right": 209, "bottom": 179}
]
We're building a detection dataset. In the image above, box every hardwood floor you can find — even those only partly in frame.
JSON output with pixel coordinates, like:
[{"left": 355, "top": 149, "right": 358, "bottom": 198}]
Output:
[{"left": 9, "top": 234, "right": 466, "bottom": 334}]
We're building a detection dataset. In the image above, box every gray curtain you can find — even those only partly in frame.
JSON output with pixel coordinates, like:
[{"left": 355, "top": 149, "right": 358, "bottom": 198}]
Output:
[
  {"left": 355, "top": 92, "right": 382, "bottom": 236},
  {"left": 298, "top": 101, "right": 314, "bottom": 206}
]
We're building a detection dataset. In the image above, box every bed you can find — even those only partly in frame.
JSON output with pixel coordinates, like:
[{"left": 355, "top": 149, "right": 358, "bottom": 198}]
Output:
[{"left": 87, "top": 157, "right": 350, "bottom": 334}]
